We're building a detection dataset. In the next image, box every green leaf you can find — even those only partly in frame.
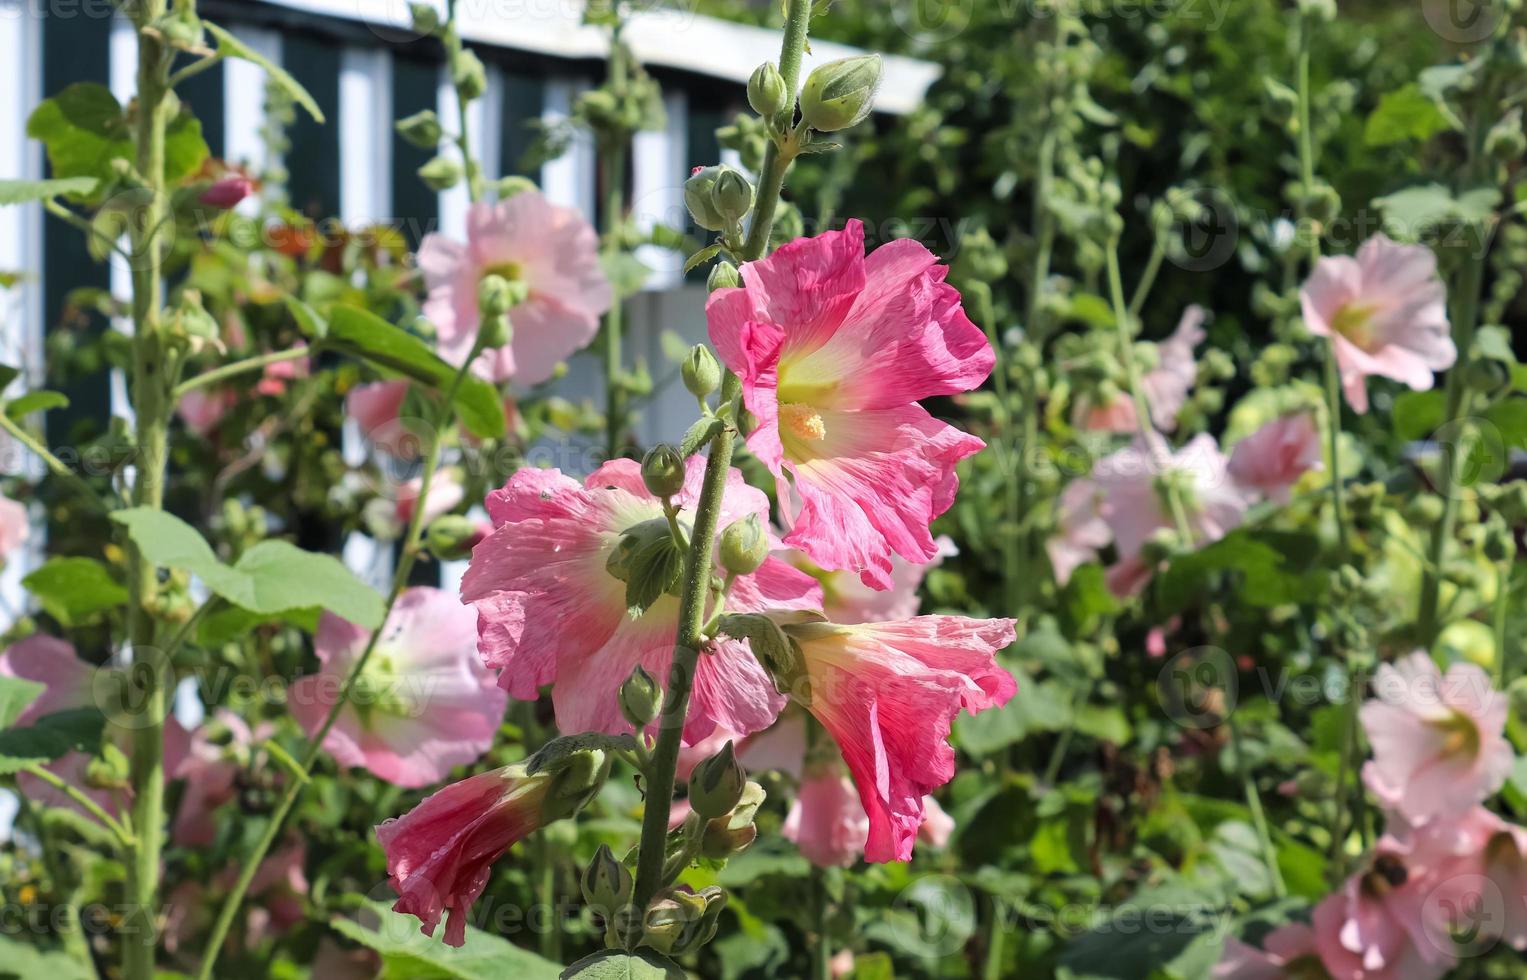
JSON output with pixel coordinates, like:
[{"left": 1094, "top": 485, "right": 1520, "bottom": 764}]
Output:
[
  {"left": 0, "top": 708, "right": 107, "bottom": 774},
  {"left": 1392, "top": 389, "right": 1445, "bottom": 442},
  {"left": 110, "top": 508, "right": 384, "bottom": 629},
  {"left": 23, "top": 557, "right": 128, "bottom": 626},
  {"left": 1372, "top": 183, "right": 1499, "bottom": 239},
  {"left": 282, "top": 295, "right": 328, "bottom": 340},
  {"left": 1485, "top": 397, "right": 1527, "bottom": 450},
  {"left": 1364, "top": 84, "right": 1450, "bottom": 146},
  {"left": 953, "top": 678, "right": 1071, "bottom": 755},
  {"left": 560, "top": 951, "right": 686, "bottom": 980},
  {"left": 329, "top": 899, "right": 561, "bottom": 980},
  {"left": 683, "top": 243, "right": 723, "bottom": 274},
  {"left": 26, "top": 83, "right": 207, "bottom": 193},
  {"left": 5, "top": 390, "right": 70, "bottom": 419},
  {"left": 0, "top": 177, "right": 99, "bottom": 205},
  {"left": 1057, "top": 879, "right": 1228, "bottom": 980},
  {"left": 602, "top": 251, "right": 652, "bottom": 299},
  {"left": 0, "top": 676, "right": 44, "bottom": 730},
  {"left": 0, "top": 935, "right": 96, "bottom": 980},
  {"left": 1154, "top": 530, "right": 1322, "bottom": 613},
  {"left": 322, "top": 305, "right": 506, "bottom": 440},
  {"left": 204, "top": 22, "right": 325, "bottom": 123}
]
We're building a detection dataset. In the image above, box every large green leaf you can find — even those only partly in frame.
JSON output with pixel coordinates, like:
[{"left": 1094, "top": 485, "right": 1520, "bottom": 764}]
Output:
[
  {"left": 23, "top": 557, "right": 128, "bottom": 626},
  {"left": 0, "top": 935, "right": 96, "bottom": 980},
  {"left": 0, "top": 676, "right": 44, "bottom": 730},
  {"left": 329, "top": 899, "right": 562, "bottom": 980},
  {"left": 560, "top": 950, "right": 686, "bottom": 980},
  {"left": 0, "top": 708, "right": 107, "bottom": 775},
  {"left": 0, "top": 177, "right": 99, "bottom": 205},
  {"left": 319, "top": 304, "right": 506, "bottom": 440},
  {"left": 26, "top": 83, "right": 208, "bottom": 193},
  {"left": 110, "top": 508, "right": 384, "bottom": 629},
  {"left": 1363, "top": 84, "right": 1450, "bottom": 147},
  {"left": 204, "top": 22, "right": 325, "bottom": 123}
]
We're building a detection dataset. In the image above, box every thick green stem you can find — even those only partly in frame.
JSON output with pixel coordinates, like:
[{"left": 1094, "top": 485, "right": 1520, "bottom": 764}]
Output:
[
  {"left": 599, "top": 135, "right": 628, "bottom": 460},
  {"left": 122, "top": 3, "right": 176, "bottom": 976},
  {"left": 195, "top": 362, "right": 473, "bottom": 980},
  {"left": 739, "top": 0, "right": 812, "bottom": 261},
  {"left": 631, "top": 0, "right": 813, "bottom": 913}
]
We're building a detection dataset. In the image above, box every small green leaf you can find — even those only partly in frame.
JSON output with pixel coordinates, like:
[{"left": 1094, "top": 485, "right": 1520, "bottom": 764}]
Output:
[
  {"left": 1364, "top": 84, "right": 1450, "bottom": 147},
  {"left": 0, "top": 936, "right": 96, "bottom": 980},
  {"left": 282, "top": 295, "right": 328, "bottom": 339},
  {"left": 0, "top": 177, "right": 99, "bottom": 205},
  {"left": 683, "top": 243, "right": 723, "bottom": 274},
  {"left": 0, "top": 675, "right": 44, "bottom": 730},
  {"left": 25, "top": 83, "right": 207, "bottom": 192},
  {"left": 204, "top": 22, "right": 325, "bottom": 123},
  {"left": 561, "top": 950, "right": 687, "bottom": 980},
  {"left": 23, "top": 557, "right": 128, "bottom": 626},
  {"left": 6, "top": 390, "right": 70, "bottom": 419},
  {"left": 0, "top": 708, "right": 107, "bottom": 774},
  {"left": 330, "top": 898, "right": 562, "bottom": 979}
]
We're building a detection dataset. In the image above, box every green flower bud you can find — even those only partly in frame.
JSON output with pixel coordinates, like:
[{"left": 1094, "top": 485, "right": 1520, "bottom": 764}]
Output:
[
  {"left": 538, "top": 744, "right": 612, "bottom": 821},
  {"left": 619, "top": 665, "right": 662, "bottom": 729},
  {"left": 688, "top": 740, "right": 747, "bottom": 819},
  {"left": 426, "top": 514, "right": 483, "bottom": 562},
  {"left": 641, "top": 444, "right": 687, "bottom": 499},
  {"left": 86, "top": 742, "right": 131, "bottom": 790},
  {"left": 1297, "top": 0, "right": 1337, "bottom": 22},
  {"left": 454, "top": 50, "right": 488, "bottom": 102},
  {"left": 1261, "top": 78, "right": 1299, "bottom": 125},
  {"left": 409, "top": 2, "right": 441, "bottom": 35},
  {"left": 642, "top": 890, "right": 706, "bottom": 955},
  {"left": 710, "top": 167, "right": 754, "bottom": 225},
  {"left": 478, "top": 274, "right": 515, "bottom": 319},
  {"left": 682, "top": 344, "right": 722, "bottom": 398},
  {"left": 707, "top": 261, "right": 741, "bottom": 292},
  {"left": 748, "top": 61, "right": 789, "bottom": 120},
  {"left": 684, "top": 166, "right": 730, "bottom": 231},
  {"left": 1405, "top": 494, "right": 1445, "bottom": 526},
  {"left": 493, "top": 175, "right": 538, "bottom": 199},
  {"left": 418, "top": 155, "right": 463, "bottom": 191},
  {"left": 580, "top": 843, "right": 634, "bottom": 914},
  {"left": 396, "top": 110, "right": 443, "bottom": 149},
  {"left": 719, "top": 514, "right": 769, "bottom": 576},
  {"left": 800, "top": 55, "right": 882, "bottom": 132},
  {"left": 699, "top": 780, "right": 765, "bottom": 859}
]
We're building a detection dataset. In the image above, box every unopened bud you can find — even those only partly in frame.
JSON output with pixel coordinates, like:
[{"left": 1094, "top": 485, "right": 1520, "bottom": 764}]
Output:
[
  {"left": 689, "top": 740, "right": 746, "bottom": 819},
  {"left": 800, "top": 55, "right": 882, "bottom": 132},
  {"left": 619, "top": 665, "right": 662, "bottom": 729},
  {"left": 748, "top": 61, "right": 788, "bottom": 120},
  {"left": 682, "top": 345, "right": 722, "bottom": 398},
  {"left": 1488, "top": 111, "right": 1527, "bottom": 161},
  {"left": 409, "top": 2, "right": 441, "bottom": 35},
  {"left": 478, "top": 274, "right": 515, "bottom": 319},
  {"left": 396, "top": 110, "right": 443, "bottom": 149},
  {"left": 581, "top": 843, "right": 633, "bottom": 913},
  {"left": 685, "top": 166, "right": 729, "bottom": 232},
  {"left": 493, "top": 175, "right": 537, "bottom": 198},
  {"left": 641, "top": 444, "right": 686, "bottom": 499},
  {"left": 426, "top": 514, "right": 484, "bottom": 561},
  {"left": 453, "top": 49, "right": 488, "bottom": 102},
  {"left": 1297, "top": 0, "right": 1336, "bottom": 22},
  {"left": 719, "top": 514, "right": 768, "bottom": 576},
  {"left": 699, "top": 780, "right": 765, "bottom": 859},
  {"left": 710, "top": 168, "right": 754, "bottom": 224},
  {"left": 707, "top": 261, "right": 741, "bottom": 292},
  {"left": 418, "top": 155, "right": 463, "bottom": 191},
  {"left": 86, "top": 742, "right": 131, "bottom": 790}
]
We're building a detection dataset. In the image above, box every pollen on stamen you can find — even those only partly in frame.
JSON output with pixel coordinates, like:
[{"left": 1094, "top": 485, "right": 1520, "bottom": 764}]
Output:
[{"left": 780, "top": 402, "right": 826, "bottom": 441}]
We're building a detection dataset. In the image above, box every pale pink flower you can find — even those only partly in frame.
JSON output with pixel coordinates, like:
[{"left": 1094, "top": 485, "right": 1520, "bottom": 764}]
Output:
[
  {"left": 830, "top": 949, "right": 856, "bottom": 978},
  {"left": 918, "top": 795, "right": 955, "bottom": 848},
  {"left": 1092, "top": 434, "right": 1249, "bottom": 596},
  {"left": 1078, "top": 306, "right": 1205, "bottom": 434},
  {"left": 783, "top": 766, "right": 871, "bottom": 867},
  {"left": 226, "top": 841, "right": 309, "bottom": 943},
  {"left": 677, "top": 713, "right": 807, "bottom": 783},
  {"left": 772, "top": 615, "right": 1015, "bottom": 861},
  {"left": 0, "top": 493, "right": 28, "bottom": 560},
  {"left": 173, "top": 710, "right": 273, "bottom": 847},
  {"left": 707, "top": 220, "right": 992, "bottom": 589},
  {"left": 177, "top": 387, "right": 236, "bottom": 437},
  {"left": 376, "top": 765, "right": 555, "bottom": 945},
  {"left": 418, "top": 191, "right": 612, "bottom": 384},
  {"left": 1360, "top": 652, "right": 1511, "bottom": 827},
  {"left": 289, "top": 587, "right": 506, "bottom": 788},
  {"left": 1301, "top": 234, "right": 1454, "bottom": 414},
  {"left": 1228, "top": 411, "right": 1324, "bottom": 503},
  {"left": 346, "top": 379, "right": 409, "bottom": 439},
  {"left": 1046, "top": 479, "right": 1109, "bottom": 586},
  {"left": 395, "top": 470, "right": 465, "bottom": 527},
  {"left": 1311, "top": 833, "right": 1454, "bottom": 980},
  {"left": 461, "top": 459, "right": 821, "bottom": 743},
  {"left": 1407, "top": 806, "right": 1527, "bottom": 957},
  {"left": 1213, "top": 923, "right": 1320, "bottom": 979},
  {"left": 255, "top": 345, "right": 310, "bottom": 397}
]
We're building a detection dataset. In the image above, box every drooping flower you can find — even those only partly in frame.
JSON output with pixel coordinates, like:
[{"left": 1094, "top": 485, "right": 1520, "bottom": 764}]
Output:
[
  {"left": 706, "top": 220, "right": 993, "bottom": 589},
  {"left": 1046, "top": 479, "right": 1110, "bottom": 586},
  {"left": 791, "top": 535, "right": 955, "bottom": 624},
  {"left": 783, "top": 765, "right": 871, "bottom": 867},
  {"left": 1228, "top": 411, "right": 1324, "bottom": 503},
  {"left": 1091, "top": 434, "right": 1249, "bottom": 596},
  {"left": 461, "top": 459, "right": 821, "bottom": 743},
  {"left": 1213, "top": 922, "right": 1321, "bottom": 980},
  {"left": 418, "top": 190, "right": 612, "bottom": 384},
  {"left": 1360, "top": 652, "right": 1511, "bottom": 827},
  {"left": 765, "top": 614, "right": 1016, "bottom": 862},
  {"left": 376, "top": 746, "right": 608, "bottom": 946},
  {"left": 1300, "top": 234, "right": 1454, "bottom": 414},
  {"left": 289, "top": 587, "right": 506, "bottom": 789}
]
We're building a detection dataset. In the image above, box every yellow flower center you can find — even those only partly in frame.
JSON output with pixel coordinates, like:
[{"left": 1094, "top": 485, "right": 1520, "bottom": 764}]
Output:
[
  {"left": 1432, "top": 708, "right": 1482, "bottom": 761},
  {"left": 1331, "top": 302, "right": 1377, "bottom": 351},
  {"left": 780, "top": 402, "right": 826, "bottom": 442},
  {"left": 482, "top": 261, "right": 524, "bottom": 282}
]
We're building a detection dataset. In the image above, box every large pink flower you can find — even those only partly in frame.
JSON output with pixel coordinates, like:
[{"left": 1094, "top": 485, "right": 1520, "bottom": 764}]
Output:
[
  {"left": 707, "top": 220, "right": 993, "bottom": 589},
  {"left": 1228, "top": 411, "right": 1323, "bottom": 503},
  {"left": 461, "top": 458, "right": 821, "bottom": 743},
  {"left": 289, "top": 587, "right": 506, "bottom": 789},
  {"left": 1360, "top": 652, "right": 1511, "bottom": 828},
  {"left": 771, "top": 615, "right": 1015, "bottom": 862},
  {"left": 375, "top": 766, "right": 552, "bottom": 946},
  {"left": 1213, "top": 923, "right": 1320, "bottom": 979},
  {"left": 1301, "top": 234, "right": 1454, "bottom": 414},
  {"left": 783, "top": 765, "right": 871, "bottom": 867},
  {"left": 418, "top": 191, "right": 612, "bottom": 384}
]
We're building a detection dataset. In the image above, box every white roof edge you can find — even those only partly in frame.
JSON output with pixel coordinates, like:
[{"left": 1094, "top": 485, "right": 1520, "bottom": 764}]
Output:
[{"left": 251, "top": 0, "right": 940, "bottom": 115}]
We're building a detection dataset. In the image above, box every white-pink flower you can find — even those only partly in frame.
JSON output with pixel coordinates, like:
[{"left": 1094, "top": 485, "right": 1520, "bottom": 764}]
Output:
[
  {"left": 1078, "top": 306, "right": 1206, "bottom": 434},
  {"left": 1213, "top": 923, "right": 1320, "bottom": 979},
  {"left": 1301, "top": 234, "right": 1454, "bottom": 414},
  {"left": 1046, "top": 479, "right": 1110, "bottom": 586},
  {"left": 0, "top": 493, "right": 28, "bottom": 561},
  {"left": 395, "top": 470, "right": 465, "bottom": 527},
  {"left": 289, "top": 587, "right": 506, "bottom": 788},
  {"left": 1228, "top": 411, "right": 1324, "bottom": 503},
  {"left": 1360, "top": 652, "right": 1511, "bottom": 827},
  {"left": 418, "top": 191, "right": 613, "bottom": 384}
]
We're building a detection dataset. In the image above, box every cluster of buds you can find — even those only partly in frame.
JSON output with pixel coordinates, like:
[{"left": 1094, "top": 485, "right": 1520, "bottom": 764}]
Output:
[{"left": 685, "top": 165, "right": 755, "bottom": 241}]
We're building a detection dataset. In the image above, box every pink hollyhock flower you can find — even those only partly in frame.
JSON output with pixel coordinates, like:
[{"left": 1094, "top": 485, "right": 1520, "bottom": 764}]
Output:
[
  {"left": 289, "top": 587, "right": 506, "bottom": 788},
  {"left": 677, "top": 713, "right": 807, "bottom": 783},
  {"left": 255, "top": 346, "right": 310, "bottom": 397},
  {"left": 706, "top": 220, "right": 993, "bottom": 589},
  {"left": 0, "top": 493, "right": 28, "bottom": 561},
  {"left": 177, "top": 387, "right": 236, "bottom": 437},
  {"left": 1360, "top": 652, "right": 1511, "bottom": 827},
  {"left": 1301, "top": 234, "right": 1454, "bottom": 414},
  {"left": 1047, "top": 479, "right": 1110, "bottom": 586},
  {"left": 347, "top": 379, "right": 410, "bottom": 440},
  {"left": 418, "top": 191, "right": 612, "bottom": 384},
  {"left": 791, "top": 536, "right": 955, "bottom": 624},
  {"left": 783, "top": 766, "right": 871, "bottom": 867},
  {"left": 1092, "top": 434, "right": 1249, "bottom": 597},
  {"left": 1213, "top": 923, "right": 1320, "bottom": 980},
  {"left": 227, "top": 841, "right": 309, "bottom": 943},
  {"left": 770, "top": 615, "right": 1015, "bottom": 861},
  {"left": 200, "top": 174, "right": 255, "bottom": 209},
  {"left": 1311, "top": 836, "right": 1454, "bottom": 980},
  {"left": 1228, "top": 411, "right": 1324, "bottom": 503},
  {"left": 918, "top": 795, "right": 955, "bottom": 848},
  {"left": 460, "top": 458, "right": 821, "bottom": 743},
  {"left": 395, "top": 470, "right": 465, "bottom": 527},
  {"left": 1077, "top": 306, "right": 1206, "bottom": 434},
  {"left": 173, "top": 710, "right": 273, "bottom": 847}
]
